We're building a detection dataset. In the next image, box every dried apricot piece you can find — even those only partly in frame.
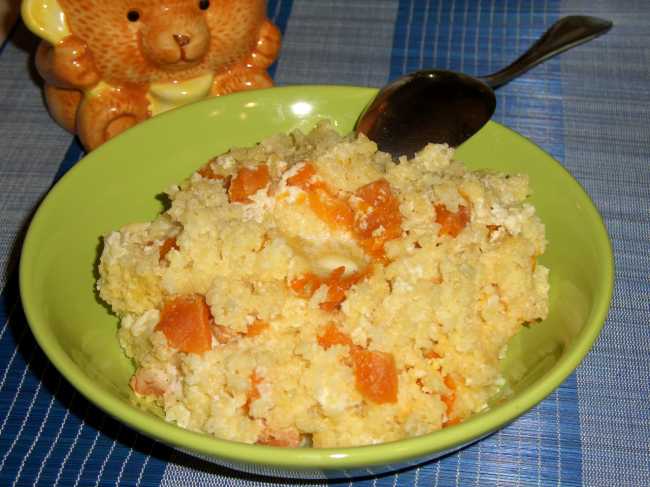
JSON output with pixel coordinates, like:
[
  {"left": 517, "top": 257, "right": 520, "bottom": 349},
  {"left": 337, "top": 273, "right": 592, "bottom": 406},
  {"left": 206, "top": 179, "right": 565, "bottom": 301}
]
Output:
[
  {"left": 443, "top": 417, "right": 461, "bottom": 427},
  {"left": 291, "top": 266, "right": 370, "bottom": 311},
  {"left": 286, "top": 162, "right": 317, "bottom": 189},
  {"left": 317, "top": 325, "right": 399, "bottom": 404},
  {"left": 228, "top": 164, "right": 270, "bottom": 203},
  {"left": 320, "top": 266, "right": 370, "bottom": 312},
  {"left": 156, "top": 294, "right": 213, "bottom": 354},
  {"left": 286, "top": 163, "right": 357, "bottom": 232},
  {"left": 441, "top": 375, "right": 456, "bottom": 413},
  {"left": 354, "top": 179, "right": 402, "bottom": 237},
  {"left": 435, "top": 204, "right": 470, "bottom": 237},
  {"left": 159, "top": 237, "right": 178, "bottom": 261},
  {"left": 198, "top": 163, "right": 230, "bottom": 183},
  {"left": 317, "top": 323, "right": 353, "bottom": 349},
  {"left": 246, "top": 319, "right": 270, "bottom": 337},
  {"left": 351, "top": 348, "right": 398, "bottom": 404},
  {"left": 289, "top": 273, "right": 322, "bottom": 298},
  {"left": 307, "top": 187, "right": 354, "bottom": 230},
  {"left": 423, "top": 349, "right": 441, "bottom": 359},
  {"left": 353, "top": 179, "right": 402, "bottom": 261},
  {"left": 441, "top": 374, "right": 460, "bottom": 427},
  {"left": 197, "top": 163, "right": 218, "bottom": 179},
  {"left": 244, "top": 370, "right": 263, "bottom": 415}
]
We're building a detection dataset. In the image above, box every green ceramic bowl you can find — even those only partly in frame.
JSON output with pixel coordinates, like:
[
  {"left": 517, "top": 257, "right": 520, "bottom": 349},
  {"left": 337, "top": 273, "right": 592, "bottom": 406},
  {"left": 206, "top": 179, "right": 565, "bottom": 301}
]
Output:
[{"left": 20, "top": 85, "right": 613, "bottom": 478}]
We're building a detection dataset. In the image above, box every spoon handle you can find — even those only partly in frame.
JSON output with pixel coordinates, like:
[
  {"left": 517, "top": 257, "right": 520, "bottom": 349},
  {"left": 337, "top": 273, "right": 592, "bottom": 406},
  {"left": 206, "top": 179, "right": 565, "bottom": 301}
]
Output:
[{"left": 480, "top": 16, "right": 612, "bottom": 89}]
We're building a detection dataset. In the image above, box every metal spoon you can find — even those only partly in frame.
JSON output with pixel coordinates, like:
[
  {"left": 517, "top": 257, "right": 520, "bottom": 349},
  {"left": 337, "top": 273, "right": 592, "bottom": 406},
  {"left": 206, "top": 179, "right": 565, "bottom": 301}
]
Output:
[{"left": 355, "top": 16, "right": 612, "bottom": 159}]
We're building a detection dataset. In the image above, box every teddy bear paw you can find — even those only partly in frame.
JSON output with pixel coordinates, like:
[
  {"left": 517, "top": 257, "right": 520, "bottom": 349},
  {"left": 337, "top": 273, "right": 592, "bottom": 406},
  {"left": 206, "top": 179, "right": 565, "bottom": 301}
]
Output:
[{"left": 210, "top": 66, "right": 273, "bottom": 97}]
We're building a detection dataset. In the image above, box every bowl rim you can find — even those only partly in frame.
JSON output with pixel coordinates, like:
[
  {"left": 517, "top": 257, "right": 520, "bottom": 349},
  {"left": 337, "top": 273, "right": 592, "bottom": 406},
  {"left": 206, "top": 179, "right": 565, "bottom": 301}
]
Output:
[{"left": 19, "top": 84, "right": 615, "bottom": 470}]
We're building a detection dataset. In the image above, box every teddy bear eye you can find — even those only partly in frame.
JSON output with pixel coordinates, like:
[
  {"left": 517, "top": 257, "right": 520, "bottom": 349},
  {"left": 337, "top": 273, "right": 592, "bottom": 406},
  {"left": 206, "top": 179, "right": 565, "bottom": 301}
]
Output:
[
  {"left": 198, "top": 0, "right": 210, "bottom": 10},
  {"left": 127, "top": 10, "right": 141, "bottom": 22}
]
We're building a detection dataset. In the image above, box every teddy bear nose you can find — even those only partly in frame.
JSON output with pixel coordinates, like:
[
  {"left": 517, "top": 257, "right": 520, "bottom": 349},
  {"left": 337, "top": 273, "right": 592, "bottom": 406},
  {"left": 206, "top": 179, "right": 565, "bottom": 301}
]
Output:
[{"left": 173, "top": 34, "right": 191, "bottom": 47}]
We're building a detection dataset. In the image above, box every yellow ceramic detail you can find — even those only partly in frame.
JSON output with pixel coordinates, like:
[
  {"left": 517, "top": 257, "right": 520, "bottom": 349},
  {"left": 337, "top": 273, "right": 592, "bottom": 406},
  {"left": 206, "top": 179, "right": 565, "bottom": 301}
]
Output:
[
  {"left": 21, "top": 0, "right": 70, "bottom": 45},
  {"left": 147, "top": 73, "right": 216, "bottom": 115}
]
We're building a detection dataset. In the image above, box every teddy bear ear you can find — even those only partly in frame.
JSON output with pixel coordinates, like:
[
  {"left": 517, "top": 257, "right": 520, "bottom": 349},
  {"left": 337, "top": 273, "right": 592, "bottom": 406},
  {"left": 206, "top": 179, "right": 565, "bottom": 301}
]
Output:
[{"left": 22, "top": 0, "right": 71, "bottom": 44}]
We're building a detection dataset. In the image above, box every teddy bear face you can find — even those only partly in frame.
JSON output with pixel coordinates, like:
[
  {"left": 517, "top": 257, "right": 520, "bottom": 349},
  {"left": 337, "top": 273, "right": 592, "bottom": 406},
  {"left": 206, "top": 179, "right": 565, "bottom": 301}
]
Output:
[{"left": 58, "top": 0, "right": 266, "bottom": 85}]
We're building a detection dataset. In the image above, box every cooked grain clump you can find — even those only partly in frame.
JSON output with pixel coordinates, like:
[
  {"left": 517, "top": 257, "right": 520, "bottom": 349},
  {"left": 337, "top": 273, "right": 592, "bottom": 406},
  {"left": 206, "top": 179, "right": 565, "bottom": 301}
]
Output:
[{"left": 97, "top": 121, "right": 549, "bottom": 448}]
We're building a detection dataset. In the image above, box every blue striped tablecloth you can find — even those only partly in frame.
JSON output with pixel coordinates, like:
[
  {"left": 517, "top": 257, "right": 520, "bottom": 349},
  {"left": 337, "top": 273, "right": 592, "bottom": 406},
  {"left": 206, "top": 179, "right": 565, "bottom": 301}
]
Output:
[{"left": 1, "top": 1, "right": 648, "bottom": 485}]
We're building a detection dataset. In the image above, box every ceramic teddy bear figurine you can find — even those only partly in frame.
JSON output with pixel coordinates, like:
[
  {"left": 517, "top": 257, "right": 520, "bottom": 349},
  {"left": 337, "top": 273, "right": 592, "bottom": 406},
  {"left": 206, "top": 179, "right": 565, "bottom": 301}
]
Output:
[{"left": 22, "top": 0, "right": 281, "bottom": 150}]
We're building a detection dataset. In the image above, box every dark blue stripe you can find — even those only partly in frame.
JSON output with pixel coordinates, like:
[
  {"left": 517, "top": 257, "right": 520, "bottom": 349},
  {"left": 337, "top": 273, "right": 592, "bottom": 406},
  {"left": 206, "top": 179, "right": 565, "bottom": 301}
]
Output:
[
  {"left": 52, "top": 138, "right": 85, "bottom": 183},
  {"left": 326, "top": 1, "right": 582, "bottom": 486},
  {"left": 389, "top": 0, "right": 412, "bottom": 81},
  {"left": 0, "top": 299, "right": 174, "bottom": 487},
  {"left": 267, "top": 0, "right": 294, "bottom": 79}
]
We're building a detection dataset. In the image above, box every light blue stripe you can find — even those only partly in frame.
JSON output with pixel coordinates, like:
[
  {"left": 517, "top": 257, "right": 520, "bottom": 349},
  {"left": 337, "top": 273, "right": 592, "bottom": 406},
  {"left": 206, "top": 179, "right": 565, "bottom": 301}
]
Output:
[
  {"left": 0, "top": 133, "right": 174, "bottom": 486},
  {"left": 273, "top": 0, "right": 399, "bottom": 87},
  {"left": 560, "top": 1, "right": 650, "bottom": 486}
]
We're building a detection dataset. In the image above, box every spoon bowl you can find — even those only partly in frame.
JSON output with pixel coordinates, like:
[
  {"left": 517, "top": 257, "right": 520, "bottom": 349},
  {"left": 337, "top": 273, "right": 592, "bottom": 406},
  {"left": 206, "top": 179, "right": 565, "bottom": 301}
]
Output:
[
  {"left": 357, "top": 16, "right": 613, "bottom": 158},
  {"left": 356, "top": 70, "right": 495, "bottom": 158}
]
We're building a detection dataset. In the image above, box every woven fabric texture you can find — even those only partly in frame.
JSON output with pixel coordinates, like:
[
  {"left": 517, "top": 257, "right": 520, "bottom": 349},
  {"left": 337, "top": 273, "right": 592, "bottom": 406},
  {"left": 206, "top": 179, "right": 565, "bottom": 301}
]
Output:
[{"left": 0, "top": 1, "right": 647, "bottom": 486}]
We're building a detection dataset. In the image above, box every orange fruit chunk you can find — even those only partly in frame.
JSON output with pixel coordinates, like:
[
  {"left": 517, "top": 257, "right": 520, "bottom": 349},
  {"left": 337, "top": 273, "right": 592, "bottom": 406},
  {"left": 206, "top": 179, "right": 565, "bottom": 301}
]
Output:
[
  {"left": 352, "top": 179, "right": 402, "bottom": 261},
  {"left": 159, "top": 237, "right": 178, "bottom": 261},
  {"left": 423, "top": 349, "right": 441, "bottom": 359},
  {"left": 214, "top": 320, "right": 269, "bottom": 345},
  {"left": 316, "top": 324, "right": 399, "bottom": 404},
  {"left": 285, "top": 168, "right": 403, "bottom": 263},
  {"left": 228, "top": 164, "right": 270, "bottom": 203},
  {"left": 197, "top": 163, "right": 231, "bottom": 184},
  {"left": 307, "top": 188, "right": 354, "bottom": 231},
  {"left": 317, "top": 322, "right": 353, "bottom": 349},
  {"left": 244, "top": 370, "right": 263, "bottom": 415},
  {"left": 290, "top": 267, "right": 369, "bottom": 312},
  {"left": 441, "top": 374, "right": 461, "bottom": 427},
  {"left": 246, "top": 319, "right": 270, "bottom": 337},
  {"left": 443, "top": 417, "right": 461, "bottom": 427},
  {"left": 156, "top": 294, "right": 213, "bottom": 354},
  {"left": 353, "top": 179, "right": 402, "bottom": 238},
  {"left": 351, "top": 348, "right": 398, "bottom": 404},
  {"left": 441, "top": 374, "right": 456, "bottom": 414},
  {"left": 319, "top": 266, "right": 370, "bottom": 312},
  {"left": 284, "top": 163, "right": 353, "bottom": 230},
  {"left": 435, "top": 204, "right": 470, "bottom": 237},
  {"left": 286, "top": 162, "right": 317, "bottom": 189},
  {"left": 290, "top": 273, "right": 322, "bottom": 298}
]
